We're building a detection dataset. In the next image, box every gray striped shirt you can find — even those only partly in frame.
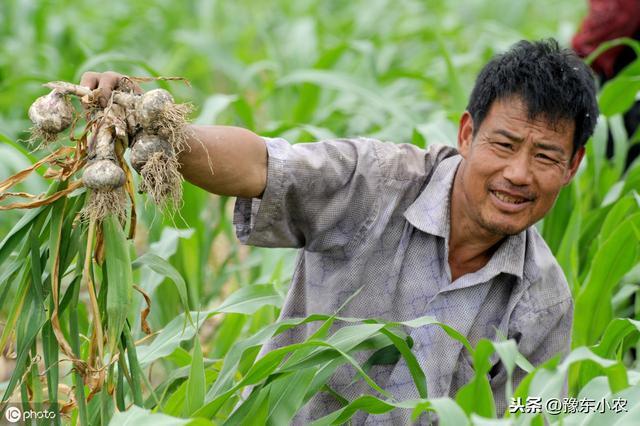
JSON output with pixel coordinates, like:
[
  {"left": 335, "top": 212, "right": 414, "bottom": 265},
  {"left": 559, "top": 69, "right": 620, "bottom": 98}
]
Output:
[{"left": 234, "top": 137, "right": 573, "bottom": 425}]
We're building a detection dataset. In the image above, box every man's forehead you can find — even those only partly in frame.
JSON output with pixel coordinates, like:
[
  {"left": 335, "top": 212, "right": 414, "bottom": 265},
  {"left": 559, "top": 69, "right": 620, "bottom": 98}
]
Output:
[{"left": 484, "top": 97, "right": 575, "bottom": 138}]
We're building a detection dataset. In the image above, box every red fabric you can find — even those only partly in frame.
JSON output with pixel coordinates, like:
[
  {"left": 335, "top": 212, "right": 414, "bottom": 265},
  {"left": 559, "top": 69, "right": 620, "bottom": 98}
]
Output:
[{"left": 572, "top": 0, "right": 640, "bottom": 77}]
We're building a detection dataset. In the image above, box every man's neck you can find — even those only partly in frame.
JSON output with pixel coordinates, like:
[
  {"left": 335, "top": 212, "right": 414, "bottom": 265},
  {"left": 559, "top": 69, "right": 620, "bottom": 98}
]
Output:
[{"left": 448, "top": 166, "right": 504, "bottom": 281}]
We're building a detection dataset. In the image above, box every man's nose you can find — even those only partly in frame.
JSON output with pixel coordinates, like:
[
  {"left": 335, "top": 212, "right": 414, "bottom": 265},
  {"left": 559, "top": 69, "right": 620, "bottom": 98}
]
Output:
[{"left": 503, "top": 150, "right": 533, "bottom": 186}]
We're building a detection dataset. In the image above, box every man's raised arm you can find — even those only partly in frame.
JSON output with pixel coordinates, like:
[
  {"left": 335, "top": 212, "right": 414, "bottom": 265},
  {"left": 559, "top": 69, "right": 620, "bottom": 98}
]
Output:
[{"left": 179, "top": 124, "right": 267, "bottom": 198}]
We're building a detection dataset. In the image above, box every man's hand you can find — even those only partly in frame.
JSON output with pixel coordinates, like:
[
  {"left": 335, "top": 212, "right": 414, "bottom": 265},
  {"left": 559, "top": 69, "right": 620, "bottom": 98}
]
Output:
[
  {"left": 80, "top": 71, "right": 143, "bottom": 108},
  {"left": 79, "top": 71, "right": 268, "bottom": 198}
]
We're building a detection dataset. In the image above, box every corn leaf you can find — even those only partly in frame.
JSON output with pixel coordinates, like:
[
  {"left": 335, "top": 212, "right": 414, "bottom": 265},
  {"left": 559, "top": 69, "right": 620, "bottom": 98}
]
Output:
[
  {"left": 133, "top": 252, "right": 192, "bottom": 322},
  {"left": 104, "top": 214, "right": 134, "bottom": 356},
  {"left": 455, "top": 339, "right": 496, "bottom": 418},
  {"left": 573, "top": 213, "right": 640, "bottom": 347},
  {"left": 184, "top": 338, "right": 206, "bottom": 416},
  {"left": 107, "top": 405, "right": 213, "bottom": 425}
]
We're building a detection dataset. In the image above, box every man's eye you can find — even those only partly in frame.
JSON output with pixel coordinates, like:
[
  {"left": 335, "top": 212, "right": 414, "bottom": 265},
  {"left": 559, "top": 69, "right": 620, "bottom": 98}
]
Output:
[
  {"left": 495, "top": 142, "right": 512, "bottom": 150},
  {"left": 535, "top": 153, "right": 557, "bottom": 163}
]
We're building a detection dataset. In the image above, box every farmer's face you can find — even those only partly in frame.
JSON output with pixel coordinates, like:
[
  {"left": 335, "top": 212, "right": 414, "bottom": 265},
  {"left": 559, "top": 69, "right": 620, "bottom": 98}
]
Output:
[{"left": 456, "top": 97, "right": 584, "bottom": 237}]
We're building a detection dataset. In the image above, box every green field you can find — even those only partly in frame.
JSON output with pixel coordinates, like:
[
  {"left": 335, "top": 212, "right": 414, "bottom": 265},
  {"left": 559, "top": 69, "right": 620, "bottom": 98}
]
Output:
[{"left": 1, "top": 0, "right": 640, "bottom": 424}]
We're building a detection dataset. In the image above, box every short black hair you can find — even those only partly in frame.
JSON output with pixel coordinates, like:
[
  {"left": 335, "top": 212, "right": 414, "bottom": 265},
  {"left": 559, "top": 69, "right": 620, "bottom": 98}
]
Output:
[{"left": 466, "top": 39, "right": 599, "bottom": 155}]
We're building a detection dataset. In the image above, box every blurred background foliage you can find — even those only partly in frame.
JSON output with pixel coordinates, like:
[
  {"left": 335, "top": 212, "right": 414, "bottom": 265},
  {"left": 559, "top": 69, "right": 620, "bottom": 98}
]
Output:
[{"left": 0, "top": 0, "right": 588, "bottom": 325}]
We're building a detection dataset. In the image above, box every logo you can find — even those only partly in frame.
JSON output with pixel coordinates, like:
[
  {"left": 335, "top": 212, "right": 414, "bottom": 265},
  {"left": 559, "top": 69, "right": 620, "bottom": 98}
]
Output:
[{"left": 4, "top": 406, "right": 21, "bottom": 423}]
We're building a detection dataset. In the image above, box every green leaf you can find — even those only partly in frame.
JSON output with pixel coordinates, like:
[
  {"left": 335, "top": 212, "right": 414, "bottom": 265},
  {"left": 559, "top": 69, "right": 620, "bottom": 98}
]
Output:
[
  {"left": 620, "top": 161, "right": 640, "bottom": 198},
  {"left": 136, "top": 284, "right": 283, "bottom": 366},
  {"left": 555, "top": 189, "right": 582, "bottom": 291},
  {"left": 266, "top": 369, "right": 316, "bottom": 425},
  {"left": 533, "top": 347, "right": 619, "bottom": 402},
  {"left": 573, "top": 213, "right": 640, "bottom": 347},
  {"left": 0, "top": 264, "right": 30, "bottom": 366},
  {"left": 133, "top": 252, "right": 191, "bottom": 321},
  {"left": 222, "top": 385, "right": 270, "bottom": 426},
  {"left": 42, "top": 322, "right": 59, "bottom": 415},
  {"left": 491, "top": 339, "right": 522, "bottom": 409},
  {"left": 361, "top": 343, "right": 403, "bottom": 373},
  {"left": 210, "top": 314, "right": 247, "bottom": 358},
  {"left": 593, "top": 318, "right": 640, "bottom": 360},
  {"left": 435, "top": 34, "right": 466, "bottom": 112},
  {"left": 107, "top": 405, "right": 213, "bottom": 425},
  {"left": 0, "top": 203, "right": 49, "bottom": 269},
  {"left": 542, "top": 183, "right": 577, "bottom": 254},
  {"left": 197, "top": 325, "right": 390, "bottom": 418},
  {"left": 307, "top": 395, "right": 396, "bottom": 425},
  {"left": 585, "top": 39, "right": 640, "bottom": 68},
  {"left": 455, "top": 340, "right": 496, "bottom": 418},
  {"left": 277, "top": 69, "right": 414, "bottom": 126},
  {"left": 609, "top": 114, "right": 629, "bottom": 176},
  {"left": 0, "top": 133, "right": 39, "bottom": 165},
  {"left": 379, "top": 328, "right": 427, "bottom": 398},
  {"left": 123, "top": 326, "right": 144, "bottom": 406},
  {"left": 161, "top": 369, "right": 219, "bottom": 417},
  {"left": 212, "top": 284, "right": 284, "bottom": 315},
  {"left": 199, "top": 314, "right": 469, "bottom": 419},
  {"left": 184, "top": 338, "right": 206, "bottom": 416},
  {"left": 559, "top": 377, "right": 640, "bottom": 425},
  {"left": 418, "top": 398, "right": 470, "bottom": 426},
  {"left": 599, "top": 76, "right": 640, "bottom": 117},
  {"left": 104, "top": 215, "right": 134, "bottom": 357},
  {"left": 1, "top": 279, "right": 46, "bottom": 404},
  {"left": 194, "top": 94, "right": 239, "bottom": 124},
  {"left": 598, "top": 196, "right": 638, "bottom": 248},
  {"left": 579, "top": 204, "right": 614, "bottom": 268},
  {"left": 307, "top": 395, "right": 468, "bottom": 426},
  {"left": 294, "top": 45, "right": 348, "bottom": 123}
]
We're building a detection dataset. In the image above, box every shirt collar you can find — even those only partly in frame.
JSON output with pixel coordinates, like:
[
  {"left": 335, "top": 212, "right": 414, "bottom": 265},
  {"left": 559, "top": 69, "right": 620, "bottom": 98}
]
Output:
[
  {"left": 484, "top": 229, "right": 526, "bottom": 280},
  {"left": 403, "top": 155, "right": 460, "bottom": 239},
  {"left": 403, "top": 153, "right": 527, "bottom": 280}
]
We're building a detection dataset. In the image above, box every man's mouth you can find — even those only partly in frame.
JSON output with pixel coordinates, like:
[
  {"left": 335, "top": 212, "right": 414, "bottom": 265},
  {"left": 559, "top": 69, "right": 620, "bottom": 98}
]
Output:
[{"left": 490, "top": 190, "right": 532, "bottom": 205}]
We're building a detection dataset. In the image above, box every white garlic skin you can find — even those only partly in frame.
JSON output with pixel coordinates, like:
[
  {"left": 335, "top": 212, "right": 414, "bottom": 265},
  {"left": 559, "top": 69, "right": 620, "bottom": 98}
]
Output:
[
  {"left": 82, "top": 159, "right": 126, "bottom": 190},
  {"left": 130, "top": 132, "right": 173, "bottom": 173},
  {"left": 28, "top": 91, "right": 74, "bottom": 133},
  {"left": 137, "top": 89, "right": 174, "bottom": 129}
]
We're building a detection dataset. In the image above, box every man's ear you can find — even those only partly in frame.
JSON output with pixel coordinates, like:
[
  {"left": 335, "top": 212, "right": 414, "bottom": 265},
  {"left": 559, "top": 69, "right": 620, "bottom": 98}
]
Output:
[
  {"left": 458, "top": 111, "right": 474, "bottom": 157},
  {"left": 564, "top": 146, "right": 585, "bottom": 185}
]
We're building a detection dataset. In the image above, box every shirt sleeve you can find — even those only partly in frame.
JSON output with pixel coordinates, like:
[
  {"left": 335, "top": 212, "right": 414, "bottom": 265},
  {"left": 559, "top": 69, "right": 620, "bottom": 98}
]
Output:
[{"left": 233, "top": 136, "right": 383, "bottom": 252}]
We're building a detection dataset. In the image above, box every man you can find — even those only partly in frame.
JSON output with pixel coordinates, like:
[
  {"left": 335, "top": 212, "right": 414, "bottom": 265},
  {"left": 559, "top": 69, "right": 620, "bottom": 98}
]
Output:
[{"left": 82, "top": 39, "right": 598, "bottom": 424}]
